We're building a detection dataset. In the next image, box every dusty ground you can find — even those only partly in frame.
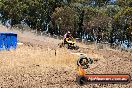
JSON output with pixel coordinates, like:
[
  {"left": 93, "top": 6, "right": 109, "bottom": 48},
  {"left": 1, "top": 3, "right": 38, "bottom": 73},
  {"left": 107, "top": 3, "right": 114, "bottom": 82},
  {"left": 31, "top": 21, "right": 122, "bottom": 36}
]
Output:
[{"left": 0, "top": 25, "right": 132, "bottom": 88}]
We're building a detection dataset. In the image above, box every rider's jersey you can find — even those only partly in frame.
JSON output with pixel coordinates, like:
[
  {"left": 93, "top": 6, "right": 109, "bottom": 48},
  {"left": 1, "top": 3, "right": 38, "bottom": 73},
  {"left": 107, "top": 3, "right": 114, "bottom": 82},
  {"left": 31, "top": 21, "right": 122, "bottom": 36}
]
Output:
[
  {"left": 64, "top": 33, "right": 67, "bottom": 39},
  {"left": 64, "top": 33, "right": 72, "bottom": 39}
]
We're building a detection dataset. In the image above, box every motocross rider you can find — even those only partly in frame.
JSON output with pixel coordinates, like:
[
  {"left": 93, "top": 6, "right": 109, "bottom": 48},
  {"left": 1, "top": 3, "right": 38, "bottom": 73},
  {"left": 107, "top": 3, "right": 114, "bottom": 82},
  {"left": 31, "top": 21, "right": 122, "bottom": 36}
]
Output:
[{"left": 64, "top": 31, "right": 73, "bottom": 44}]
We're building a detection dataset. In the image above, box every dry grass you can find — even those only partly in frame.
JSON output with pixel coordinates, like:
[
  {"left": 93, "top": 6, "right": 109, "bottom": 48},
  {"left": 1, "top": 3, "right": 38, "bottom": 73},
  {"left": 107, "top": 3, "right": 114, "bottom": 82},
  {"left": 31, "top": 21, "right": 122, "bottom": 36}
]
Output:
[{"left": 0, "top": 25, "right": 132, "bottom": 88}]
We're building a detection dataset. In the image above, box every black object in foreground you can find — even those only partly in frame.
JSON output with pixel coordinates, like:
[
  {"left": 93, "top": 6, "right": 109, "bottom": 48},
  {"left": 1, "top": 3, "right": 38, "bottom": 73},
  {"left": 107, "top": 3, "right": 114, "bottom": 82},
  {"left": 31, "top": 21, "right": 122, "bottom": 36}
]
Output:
[
  {"left": 76, "top": 76, "right": 87, "bottom": 86},
  {"left": 76, "top": 74, "right": 131, "bottom": 86}
]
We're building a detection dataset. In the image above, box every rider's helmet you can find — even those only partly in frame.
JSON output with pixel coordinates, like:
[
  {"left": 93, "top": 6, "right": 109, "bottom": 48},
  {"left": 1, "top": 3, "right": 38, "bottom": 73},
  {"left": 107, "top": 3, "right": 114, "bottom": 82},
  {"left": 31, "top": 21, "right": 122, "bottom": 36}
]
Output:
[
  {"left": 67, "top": 31, "right": 73, "bottom": 38},
  {"left": 67, "top": 31, "right": 70, "bottom": 34}
]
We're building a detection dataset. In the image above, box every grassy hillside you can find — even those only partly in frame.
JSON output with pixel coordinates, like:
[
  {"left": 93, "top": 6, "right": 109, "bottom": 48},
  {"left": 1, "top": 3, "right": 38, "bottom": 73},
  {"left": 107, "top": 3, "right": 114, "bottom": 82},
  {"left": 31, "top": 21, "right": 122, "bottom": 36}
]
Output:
[{"left": 0, "top": 25, "right": 131, "bottom": 88}]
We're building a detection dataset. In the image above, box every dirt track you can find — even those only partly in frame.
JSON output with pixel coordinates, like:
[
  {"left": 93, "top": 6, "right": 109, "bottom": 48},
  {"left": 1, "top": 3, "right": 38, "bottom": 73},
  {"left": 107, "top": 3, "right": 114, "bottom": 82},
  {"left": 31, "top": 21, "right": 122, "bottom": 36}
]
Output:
[{"left": 0, "top": 25, "right": 132, "bottom": 88}]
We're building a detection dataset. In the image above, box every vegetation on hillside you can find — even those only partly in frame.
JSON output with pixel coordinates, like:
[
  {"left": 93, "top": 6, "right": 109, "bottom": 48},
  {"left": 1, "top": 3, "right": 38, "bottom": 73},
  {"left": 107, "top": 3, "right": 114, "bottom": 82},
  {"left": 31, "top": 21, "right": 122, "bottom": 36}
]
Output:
[{"left": 0, "top": 0, "right": 132, "bottom": 47}]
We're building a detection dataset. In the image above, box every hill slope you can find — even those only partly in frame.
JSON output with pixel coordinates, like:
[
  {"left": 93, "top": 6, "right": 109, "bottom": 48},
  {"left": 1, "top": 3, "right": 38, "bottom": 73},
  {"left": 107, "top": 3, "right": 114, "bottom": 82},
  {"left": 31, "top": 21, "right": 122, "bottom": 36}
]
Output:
[{"left": 0, "top": 25, "right": 131, "bottom": 88}]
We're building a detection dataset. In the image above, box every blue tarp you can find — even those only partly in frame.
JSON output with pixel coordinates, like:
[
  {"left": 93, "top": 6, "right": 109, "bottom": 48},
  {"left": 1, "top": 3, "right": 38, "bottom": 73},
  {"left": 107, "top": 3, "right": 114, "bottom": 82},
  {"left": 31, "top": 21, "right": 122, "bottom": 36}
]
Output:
[{"left": 0, "top": 32, "right": 17, "bottom": 50}]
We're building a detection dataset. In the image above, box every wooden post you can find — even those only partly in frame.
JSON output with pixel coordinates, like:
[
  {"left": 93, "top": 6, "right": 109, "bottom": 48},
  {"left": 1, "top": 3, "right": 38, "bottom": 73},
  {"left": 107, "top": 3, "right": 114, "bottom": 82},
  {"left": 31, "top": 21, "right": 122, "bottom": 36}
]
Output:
[{"left": 55, "top": 49, "right": 56, "bottom": 56}]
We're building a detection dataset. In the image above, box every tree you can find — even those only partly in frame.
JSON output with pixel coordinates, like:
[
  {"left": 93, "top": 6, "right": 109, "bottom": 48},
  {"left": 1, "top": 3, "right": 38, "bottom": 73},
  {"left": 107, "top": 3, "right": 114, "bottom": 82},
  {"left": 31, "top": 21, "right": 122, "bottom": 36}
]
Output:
[
  {"left": 116, "top": 0, "right": 132, "bottom": 7},
  {"left": 113, "top": 7, "right": 132, "bottom": 45},
  {"left": 51, "top": 6, "right": 79, "bottom": 35}
]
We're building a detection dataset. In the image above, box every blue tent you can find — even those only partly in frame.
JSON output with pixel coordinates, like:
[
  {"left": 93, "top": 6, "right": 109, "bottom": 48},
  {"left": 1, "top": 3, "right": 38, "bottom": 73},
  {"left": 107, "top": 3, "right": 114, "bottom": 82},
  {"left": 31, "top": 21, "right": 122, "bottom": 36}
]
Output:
[{"left": 0, "top": 32, "right": 17, "bottom": 50}]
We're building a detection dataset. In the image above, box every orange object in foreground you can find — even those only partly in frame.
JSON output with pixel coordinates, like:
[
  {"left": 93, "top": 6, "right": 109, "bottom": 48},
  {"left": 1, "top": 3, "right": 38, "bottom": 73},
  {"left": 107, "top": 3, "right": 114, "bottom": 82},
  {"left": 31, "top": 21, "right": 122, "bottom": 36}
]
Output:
[
  {"left": 76, "top": 74, "right": 131, "bottom": 86},
  {"left": 76, "top": 66, "right": 131, "bottom": 86},
  {"left": 85, "top": 74, "right": 131, "bottom": 83},
  {"left": 78, "top": 66, "right": 86, "bottom": 76}
]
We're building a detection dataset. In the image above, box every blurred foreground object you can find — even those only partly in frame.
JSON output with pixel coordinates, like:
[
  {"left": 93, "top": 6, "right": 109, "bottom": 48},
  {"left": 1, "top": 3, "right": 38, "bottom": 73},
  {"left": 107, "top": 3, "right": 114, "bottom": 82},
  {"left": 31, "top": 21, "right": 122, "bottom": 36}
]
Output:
[{"left": 76, "top": 54, "right": 131, "bottom": 86}]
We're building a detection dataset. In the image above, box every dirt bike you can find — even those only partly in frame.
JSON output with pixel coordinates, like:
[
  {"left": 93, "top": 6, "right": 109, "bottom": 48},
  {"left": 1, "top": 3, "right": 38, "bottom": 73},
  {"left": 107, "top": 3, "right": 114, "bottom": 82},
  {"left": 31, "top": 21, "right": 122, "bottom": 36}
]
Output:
[{"left": 58, "top": 38, "right": 79, "bottom": 50}]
